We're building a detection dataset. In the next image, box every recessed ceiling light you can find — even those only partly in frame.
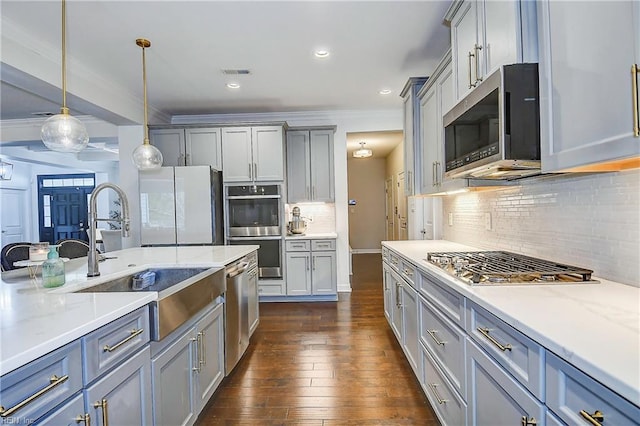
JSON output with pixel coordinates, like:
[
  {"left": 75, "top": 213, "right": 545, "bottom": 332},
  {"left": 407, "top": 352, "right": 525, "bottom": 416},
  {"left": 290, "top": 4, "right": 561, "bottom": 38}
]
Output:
[
  {"left": 379, "top": 89, "right": 392, "bottom": 95},
  {"left": 226, "top": 83, "right": 240, "bottom": 89},
  {"left": 314, "top": 50, "right": 330, "bottom": 58}
]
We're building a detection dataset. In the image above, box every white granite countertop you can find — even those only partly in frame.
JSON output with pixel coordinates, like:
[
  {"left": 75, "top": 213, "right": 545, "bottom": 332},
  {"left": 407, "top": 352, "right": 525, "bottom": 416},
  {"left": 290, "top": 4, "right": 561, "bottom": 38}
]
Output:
[
  {"left": 382, "top": 240, "right": 640, "bottom": 407},
  {"left": 285, "top": 232, "right": 337, "bottom": 239},
  {"left": 0, "top": 245, "right": 258, "bottom": 376}
]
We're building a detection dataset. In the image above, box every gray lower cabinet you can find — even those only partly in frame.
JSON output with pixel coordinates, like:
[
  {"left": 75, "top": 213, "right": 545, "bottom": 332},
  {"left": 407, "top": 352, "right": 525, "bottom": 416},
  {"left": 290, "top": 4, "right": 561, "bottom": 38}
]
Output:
[
  {"left": 37, "top": 393, "right": 86, "bottom": 426},
  {"left": 284, "top": 239, "right": 337, "bottom": 298},
  {"left": 248, "top": 266, "right": 259, "bottom": 336},
  {"left": 382, "top": 263, "right": 394, "bottom": 324},
  {"left": 286, "top": 251, "right": 311, "bottom": 295},
  {"left": 400, "top": 278, "right": 419, "bottom": 375},
  {"left": 85, "top": 346, "right": 153, "bottom": 426},
  {"left": 152, "top": 302, "right": 224, "bottom": 426}
]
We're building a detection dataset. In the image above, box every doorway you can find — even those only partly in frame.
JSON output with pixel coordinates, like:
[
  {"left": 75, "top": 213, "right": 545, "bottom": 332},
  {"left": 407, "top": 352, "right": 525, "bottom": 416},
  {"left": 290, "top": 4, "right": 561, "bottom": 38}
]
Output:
[
  {"left": 1, "top": 188, "right": 27, "bottom": 247},
  {"left": 37, "top": 174, "right": 96, "bottom": 244}
]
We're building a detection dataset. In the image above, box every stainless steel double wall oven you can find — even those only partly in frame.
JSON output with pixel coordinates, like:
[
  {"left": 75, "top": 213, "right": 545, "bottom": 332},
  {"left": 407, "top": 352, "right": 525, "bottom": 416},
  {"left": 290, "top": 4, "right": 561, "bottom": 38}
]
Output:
[{"left": 225, "top": 184, "right": 283, "bottom": 279}]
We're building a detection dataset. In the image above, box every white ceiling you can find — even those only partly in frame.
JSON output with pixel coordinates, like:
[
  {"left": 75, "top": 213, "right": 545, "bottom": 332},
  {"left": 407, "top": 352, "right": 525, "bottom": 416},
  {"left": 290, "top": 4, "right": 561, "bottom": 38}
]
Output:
[{"left": 1, "top": 0, "right": 452, "bottom": 157}]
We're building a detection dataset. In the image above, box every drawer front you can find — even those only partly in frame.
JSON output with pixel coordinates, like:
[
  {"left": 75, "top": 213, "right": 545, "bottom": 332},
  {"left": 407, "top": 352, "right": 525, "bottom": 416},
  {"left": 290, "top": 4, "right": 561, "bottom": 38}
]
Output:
[
  {"left": 546, "top": 352, "right": 640, "bottom": 425},
  {"left": 389, "top": 251, "right": 401, "bottom": 272},
  {"left": 420, "top": 343, "right": 467, "bottom": 426},
  {"left": 467, "top": 302, "right": 544, "bottom": 400},
  {"left": 83, "top": 306, "right": 150, "bottom": 384},
  {"left": 420, "top": 296, "right": 466, "bottom": 398},
  {"left": 258, "top": 283, "right": 285, "bottom": 296},
  {"left": 382, "top": 246, "right": 389, "bottom": 262},
  {"left": 467, "top": 339, "right": 545, "bottom": 426},
  {"left": 400, "top": 259, "right": 416, "bottom": 286},
  {"left": 37, "top": 392, "right": 85, "bottom": 426},
  {"left": 419, "top": 270, "right": 465, "bottom": 328},
  {"left": 285, "top": 240, "right": 310, "bottom": 252},
  {"left": 311, "top": 239, "right": 335, "bottom": 251},
  {"left": 0, "top": 340, "right": 82, "bottom": 424}
]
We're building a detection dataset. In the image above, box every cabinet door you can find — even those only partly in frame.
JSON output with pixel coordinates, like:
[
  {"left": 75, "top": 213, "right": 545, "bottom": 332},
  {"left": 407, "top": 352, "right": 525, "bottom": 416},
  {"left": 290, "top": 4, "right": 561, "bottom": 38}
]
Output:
[
  {"left": 382, "top": 264, "right": 393, "bottom": 324},
  {"left": 481, "top": 0, "right": 520, "bottom": 77},
  {"left": 403, "top": 94, "right": 415, "bottom": 196},
  {"left": 194, "top": 304, "right": 224, "bottom": 415},
  {"left": 390, "top": 271, "right": 404, "bottom": 342},
  {"left": 451, "top": 0, "right": 479, "bottom": 101},
  {"left": 151, "top": 330, "right": 196, "bottom": 426},
  {"left": 420, "top": 84, "right": 439, "bottom": 193},
  {"left": 467, "top": 340, "right": 545, "bottom": 426},
  {"left": 311, "top": 251, "right": 336, "bottom": 295},
  {"left": 248, "top": 267, "right": 259, "bottom": 336},
  {"left": 309, "top": 130, "right": 334, "bottom": 202},
  {"left": 38, "top": 393, "right": 87, "bottom": 426},
  {"left": 286, "top": 131, "right": 311, "bottom": 202},
  {"left": 286, "top": 252, "right": 311, "bottom": 296},
  {"left": 252, "top": 126, "right": 284, "bottom": 181},
  {"left": 185, "top": 128, "right": 222, "bottom": 170},
  {"left": 85, "top": 346, "right": 152, "bottom": 426},
  {"left": 538, "top": 0, "right": 640, "bottom": 172},
  {"left": 401, "top": 280, "right": 419, "bottom": 374},
  {"left": 150, "top": 129, "right": 186, "bottom": 167},
  {"left": 222, "top": 127, "right": 252, "bottom": 182}
]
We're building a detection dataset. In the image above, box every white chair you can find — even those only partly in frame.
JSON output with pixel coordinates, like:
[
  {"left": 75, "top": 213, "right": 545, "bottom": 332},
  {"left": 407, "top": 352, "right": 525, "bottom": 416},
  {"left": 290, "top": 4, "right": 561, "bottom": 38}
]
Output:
[{"left": 100, "top": 230, "right": 122, "bottom": 252}]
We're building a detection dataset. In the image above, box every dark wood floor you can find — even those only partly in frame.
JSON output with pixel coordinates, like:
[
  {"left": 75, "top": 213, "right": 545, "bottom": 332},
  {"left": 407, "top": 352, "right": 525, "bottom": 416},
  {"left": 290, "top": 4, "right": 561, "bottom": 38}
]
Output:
[{"left": 196, "top": 253, "right": 439, "bottom": 425}]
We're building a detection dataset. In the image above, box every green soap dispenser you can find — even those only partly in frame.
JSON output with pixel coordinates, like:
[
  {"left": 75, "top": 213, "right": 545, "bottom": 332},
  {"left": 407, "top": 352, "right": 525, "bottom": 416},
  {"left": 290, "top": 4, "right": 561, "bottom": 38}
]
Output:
[{"left": 42, "top": 245, "right": 65, "bottom": 288}]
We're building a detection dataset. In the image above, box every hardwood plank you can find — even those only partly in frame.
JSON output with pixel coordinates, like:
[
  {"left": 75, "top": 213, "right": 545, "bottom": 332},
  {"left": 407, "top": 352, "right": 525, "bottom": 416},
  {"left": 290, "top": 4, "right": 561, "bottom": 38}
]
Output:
[{"left": 195, "top": 253, "right": 439, "bottom": 425}]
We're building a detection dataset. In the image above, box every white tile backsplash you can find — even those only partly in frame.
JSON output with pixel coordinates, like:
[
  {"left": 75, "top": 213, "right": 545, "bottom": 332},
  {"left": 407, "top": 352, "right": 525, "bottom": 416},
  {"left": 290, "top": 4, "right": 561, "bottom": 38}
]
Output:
[
  {"left": 443, "top": 170, "right": 640, "bottom": 287},
  {"left": 285, "top": 203, "right": 336, "bottom": 234}
]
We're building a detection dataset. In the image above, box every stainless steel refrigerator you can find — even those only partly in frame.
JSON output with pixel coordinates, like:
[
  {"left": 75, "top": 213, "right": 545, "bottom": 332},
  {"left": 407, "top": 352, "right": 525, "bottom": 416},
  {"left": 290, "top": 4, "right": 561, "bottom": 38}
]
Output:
[{"left": 139, "top": 166, "right": 223, "bottom": 245}]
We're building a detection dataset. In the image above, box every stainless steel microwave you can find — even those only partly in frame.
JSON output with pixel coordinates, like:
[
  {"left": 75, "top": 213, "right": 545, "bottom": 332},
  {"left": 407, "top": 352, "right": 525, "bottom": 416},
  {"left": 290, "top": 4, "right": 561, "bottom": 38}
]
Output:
[{"left": 443, "top": 63, "right": 541, "bottom": 180}]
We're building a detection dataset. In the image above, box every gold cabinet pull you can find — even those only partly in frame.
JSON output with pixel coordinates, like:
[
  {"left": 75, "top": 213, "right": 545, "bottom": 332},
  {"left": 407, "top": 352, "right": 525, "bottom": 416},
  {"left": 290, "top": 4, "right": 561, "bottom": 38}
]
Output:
[
  {"left": 75, "top": 413, "right": 91, "bottom": 426},
  {"left": 103, "top": 328, "right": 144, "bottom": 353},
  {"left": 632, "top": 64, "right": 639, "bottom": 137},
  {"left": 92, "top": 399, "right": 109, "bottom": 426},
  {"left": 0, "top": 374, "right": 69, "bottom": 417},
  {"left": 580, "top": 410, "right": 604, "bottom": 426},
  {"left": 521, "top": 416, "right": 538, "bottom": 426},
  {"left": 474, "top": 44, "right": 483, "bottom": 84},
  {"left": 427, "top": 329, "right": 446, "bottom": 346},
  {"left": 477, "top": 327, "right": 512, "bottom": 351},
  {"left": 427, "top": 383, "right": 447, "bottom": 404},
  {"left": 468, "top": 51, "right": 474, "bottom": 88}
]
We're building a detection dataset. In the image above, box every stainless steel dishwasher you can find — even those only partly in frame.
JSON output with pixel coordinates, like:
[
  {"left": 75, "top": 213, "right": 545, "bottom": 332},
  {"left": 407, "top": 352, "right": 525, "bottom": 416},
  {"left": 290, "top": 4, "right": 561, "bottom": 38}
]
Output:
[{"left": 225, "top": 256, "right": 250, "bottom": 374}]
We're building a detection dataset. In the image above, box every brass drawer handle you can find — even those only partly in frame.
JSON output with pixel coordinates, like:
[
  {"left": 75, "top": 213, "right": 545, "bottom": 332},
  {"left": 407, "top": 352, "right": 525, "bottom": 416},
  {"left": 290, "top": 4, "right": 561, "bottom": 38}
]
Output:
[
  {"left": 632, "top": 64, "right": 639, "bottom": 137},
  {"left": 427, "top": 383, "right": 447, "bottom": 404},
  {"left": 580, "top": 410, "right": 604, "bottom": 426},
  {"left": 0, "top": 374, "right": 69, "bottom": 417},
  {"left": 427, "top": 329, "right": 446, "bottom": 346},
  {"left": 477, "top": 327, "right": 512, "bottom": 351},
  {"left": 75, "top": 413, "right": 91, "bottom": 426},
  {"left": 93, "top": 399, "right": 109, "bottom": 426},
  {"left": 103, "top": 328, "right": 144, "bottom": 352}
]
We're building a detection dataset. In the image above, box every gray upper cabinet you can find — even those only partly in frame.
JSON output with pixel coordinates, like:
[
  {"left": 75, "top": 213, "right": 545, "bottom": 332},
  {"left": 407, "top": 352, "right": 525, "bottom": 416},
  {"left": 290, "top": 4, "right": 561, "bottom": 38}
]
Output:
[
  {"left": 401, "top": 78, "right": 428, "bottom": 196},
  {"left": 286, "top": 128, "right": 335, "bottom": 203},
  {"left": 537, "top": 0, "right": 640, "bottom": 173},
  {"left": 149, "top": 128, "right": 222, "bottom": 170},
  {"left": 446, "top": 0, "right": 538, "bottom": 103},
  {"left": 222, "top": 126, "right": 284, "bottom": 182}
]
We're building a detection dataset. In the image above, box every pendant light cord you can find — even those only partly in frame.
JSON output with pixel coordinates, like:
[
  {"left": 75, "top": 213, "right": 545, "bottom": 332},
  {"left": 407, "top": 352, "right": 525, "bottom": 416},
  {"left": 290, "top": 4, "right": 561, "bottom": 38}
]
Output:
[
  {"left": 142, "top": 44, "right": 149, "bottom": 145},
  {"left": 61, "top": 0, "right": 68, "bottom": 114}
]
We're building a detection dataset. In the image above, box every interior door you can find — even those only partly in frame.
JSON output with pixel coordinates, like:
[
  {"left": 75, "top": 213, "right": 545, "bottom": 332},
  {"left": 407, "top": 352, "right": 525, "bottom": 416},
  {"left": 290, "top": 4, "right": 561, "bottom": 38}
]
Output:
[
  {"left": 396, "top": 172, "right": 407, "bottom": 241},
  {"left": 385, "top": 178, "right": 394, "bottom": 240},
  {"left": 50, "top": 191, "right": 89, "bottom": 242},
  {"left": 1, "top": 189, "right": 26, "bottom": 246}
]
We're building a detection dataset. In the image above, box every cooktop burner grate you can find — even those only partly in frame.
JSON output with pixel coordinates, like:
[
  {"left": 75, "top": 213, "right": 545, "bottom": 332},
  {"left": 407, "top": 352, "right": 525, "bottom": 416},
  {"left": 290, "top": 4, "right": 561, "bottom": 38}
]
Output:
[{"left": 426, "top": 251, "right": 595, "bottom": 285}]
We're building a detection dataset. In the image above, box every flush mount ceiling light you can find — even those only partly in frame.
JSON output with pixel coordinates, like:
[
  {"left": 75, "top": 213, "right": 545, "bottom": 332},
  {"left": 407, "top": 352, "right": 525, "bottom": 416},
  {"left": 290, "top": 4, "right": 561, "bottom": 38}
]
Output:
[
  {"left": 0, "top": 159, "right": 14, "bottom": 180},
  {"left": 314, "top": 49, "right": 330, "bottom": 58},
  {"left": 353, "top": 142, "right": 373, "bottom": 158},
  {"left": 379, "top": 89, "right": 392, "bottom": 95},
  {"left": 40, "top": 0, "right": 89, "bottom": 153},
  {"left": 132, "top": 38, "right": 163, "bottom": 171},
  {"left": 226, "top": 82, "right": 241, "bottom": 89}
]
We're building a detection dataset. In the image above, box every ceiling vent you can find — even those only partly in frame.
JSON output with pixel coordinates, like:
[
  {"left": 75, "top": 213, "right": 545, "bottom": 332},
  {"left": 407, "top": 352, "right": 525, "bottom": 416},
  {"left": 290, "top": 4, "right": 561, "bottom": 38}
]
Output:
[
  {"left": 32, "top": 112, "right": 55, "bottom": 117},
  {"left": 222, "top": 69, "right": 251, "bottom": 75}
]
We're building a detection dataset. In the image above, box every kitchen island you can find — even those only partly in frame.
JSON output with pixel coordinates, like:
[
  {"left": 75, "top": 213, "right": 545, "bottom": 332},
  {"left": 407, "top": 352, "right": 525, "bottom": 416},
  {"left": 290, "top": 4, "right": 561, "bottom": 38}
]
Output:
[
  {"left": 383, "top": 240, "right": 639, "bottom": 425},
  {"left": 0, "top": 245, "right": 257, "bottom": 376}
]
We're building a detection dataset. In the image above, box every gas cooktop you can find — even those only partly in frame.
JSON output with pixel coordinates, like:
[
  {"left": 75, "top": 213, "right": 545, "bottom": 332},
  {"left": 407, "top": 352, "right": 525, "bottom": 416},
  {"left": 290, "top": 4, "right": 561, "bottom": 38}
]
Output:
[{"left": 426, "top": 251, "right": 598, "bottom": 286}]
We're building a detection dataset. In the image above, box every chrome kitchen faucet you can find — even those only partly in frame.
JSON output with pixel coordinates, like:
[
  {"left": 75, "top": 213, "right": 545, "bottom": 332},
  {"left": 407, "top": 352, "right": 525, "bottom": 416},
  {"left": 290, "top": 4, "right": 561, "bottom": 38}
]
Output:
[{"left": 87, "top": 183, "right": 130, "bottom": 277}]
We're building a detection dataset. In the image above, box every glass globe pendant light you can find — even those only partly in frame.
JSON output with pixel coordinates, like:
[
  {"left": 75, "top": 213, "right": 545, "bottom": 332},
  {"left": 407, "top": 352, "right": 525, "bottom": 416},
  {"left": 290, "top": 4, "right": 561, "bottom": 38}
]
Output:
[
  {"left": 41, "top": 0, "right": 89, "bottom": 153},
  {"left": 132, "top": 38, "right": 163, "bottom": 170}
]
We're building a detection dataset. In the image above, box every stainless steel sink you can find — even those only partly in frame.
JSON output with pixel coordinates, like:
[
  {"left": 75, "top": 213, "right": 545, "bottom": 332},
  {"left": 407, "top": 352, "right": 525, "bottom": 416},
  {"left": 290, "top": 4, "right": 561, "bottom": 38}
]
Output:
[{"left": 76, "top": 267, "right": 226, "bottom": 340}]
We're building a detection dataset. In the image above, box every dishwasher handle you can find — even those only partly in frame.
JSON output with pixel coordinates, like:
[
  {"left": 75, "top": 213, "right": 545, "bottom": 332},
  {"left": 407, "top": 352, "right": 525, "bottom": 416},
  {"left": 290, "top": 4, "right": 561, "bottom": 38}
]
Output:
[{"left": 227, "top": 262, "right": 248, "bottom": 278}]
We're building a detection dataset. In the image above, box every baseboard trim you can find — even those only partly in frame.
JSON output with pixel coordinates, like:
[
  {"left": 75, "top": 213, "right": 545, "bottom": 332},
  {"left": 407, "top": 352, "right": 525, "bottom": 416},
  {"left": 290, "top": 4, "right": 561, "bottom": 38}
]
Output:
[{"left": 350, "top": 249, "right": 382, "bottom": 254}]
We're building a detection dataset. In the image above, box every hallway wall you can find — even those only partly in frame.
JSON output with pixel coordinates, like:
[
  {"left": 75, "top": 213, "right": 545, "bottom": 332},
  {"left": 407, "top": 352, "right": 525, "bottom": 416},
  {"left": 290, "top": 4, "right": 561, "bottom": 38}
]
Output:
[{"left": 347, "top": 158, "right": 386, "bottom": 252}]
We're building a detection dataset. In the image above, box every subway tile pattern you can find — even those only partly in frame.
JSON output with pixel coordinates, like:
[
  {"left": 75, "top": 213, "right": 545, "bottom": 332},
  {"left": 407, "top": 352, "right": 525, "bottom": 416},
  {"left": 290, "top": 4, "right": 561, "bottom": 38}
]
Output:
[
  {"left": 285, "top": 203, "right": 336, "bottom": 234},
  {"left": 442, "top": 170, "right": 640, "bottom": 287}
]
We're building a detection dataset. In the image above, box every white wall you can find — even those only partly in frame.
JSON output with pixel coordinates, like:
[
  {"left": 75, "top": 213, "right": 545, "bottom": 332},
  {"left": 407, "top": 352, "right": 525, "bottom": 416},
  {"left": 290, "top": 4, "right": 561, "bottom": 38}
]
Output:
[
  {"left": 347, "top": 158, "right": 386, "bottom": 251},
  {"left": 442, "top": 169, "right": 640, "bottom": 287}
]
